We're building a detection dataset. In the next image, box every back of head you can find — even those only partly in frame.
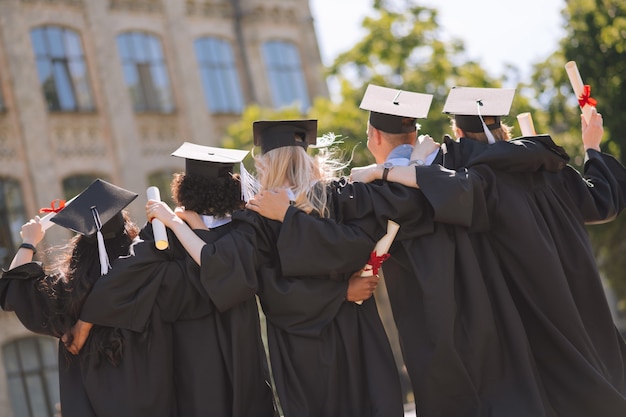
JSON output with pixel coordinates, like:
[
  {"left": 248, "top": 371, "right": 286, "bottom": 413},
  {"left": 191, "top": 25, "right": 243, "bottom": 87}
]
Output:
[{"left": 443, "top": 86, "right": 515, "bottom": 144}]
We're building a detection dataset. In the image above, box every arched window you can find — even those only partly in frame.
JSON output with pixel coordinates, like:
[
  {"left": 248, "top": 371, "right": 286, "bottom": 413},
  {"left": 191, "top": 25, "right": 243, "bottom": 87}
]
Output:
[
  {"left": 30, "top": 26, "right": 95, "bottom": 112},
  {"left": 2, "top": 336, "right": 60, "bottom": 417},
  {"left": 147, "top": 170, "right": 176, "bottom": 208},
  {"left": 117, "top": 31, "right": 174, "bottom": 113},
  {"left": 261, "top": 40, "right": 310, "bottom": 111},
  {"left": 194, "top": 37, "right": 244, "bottom": 114},
  {"left": 62, "top": 174, "right": 101, "bottom": 200},
  {"left": 0, "top": 75, "right": 5, "bottom": 111},
  {"left": 0, "top": 178, "right": 26, "bottom": 268}
]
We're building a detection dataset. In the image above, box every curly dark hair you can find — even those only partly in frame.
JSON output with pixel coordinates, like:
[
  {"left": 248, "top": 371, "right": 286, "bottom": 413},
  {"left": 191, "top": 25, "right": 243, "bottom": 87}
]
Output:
[
  {"left": 171, "top": 172, "right": 244, "bottom": 216},
  {"left": 41, "top": 211, "right": 139, "bottom": 367}
]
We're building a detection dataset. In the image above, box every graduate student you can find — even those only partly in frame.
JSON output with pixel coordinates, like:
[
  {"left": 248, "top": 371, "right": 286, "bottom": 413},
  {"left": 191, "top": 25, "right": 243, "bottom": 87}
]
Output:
[
  {"left": 250, "top": 86, "right": 566, "bottom": 417},
  {"left": 147, "top": 120, "right": 407, "bottom": 417},
  {"left": 0, "top": 179, "right": 179, "bottom": 417},
  {"left": 69, "top": 144, "right": 277, "bottom": 417},
  {"left": 351, "top": 86, "right": 626, "bottom": 417}
]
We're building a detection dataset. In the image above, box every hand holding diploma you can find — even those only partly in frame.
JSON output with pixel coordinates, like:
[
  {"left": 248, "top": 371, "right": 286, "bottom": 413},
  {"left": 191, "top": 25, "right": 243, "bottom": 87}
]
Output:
[
  {"left": 354, "top": 220, "right": 400, "bottom": 304},
  {"left": 39, "top": 197, "right": 75, "bottom": 231},
  {"left": 146, "top": 186, "right": 169, "bottom": 250},
  {"left": 565, "top": 61, "right": 597, "bottom": 123}
]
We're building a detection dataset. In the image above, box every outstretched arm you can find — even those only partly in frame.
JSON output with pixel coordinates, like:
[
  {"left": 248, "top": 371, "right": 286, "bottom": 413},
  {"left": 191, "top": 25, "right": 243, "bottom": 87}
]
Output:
[
  {"left": 10, "top": 217, "right": 45, "bottom": 269},
  {"left": 147, "top": 200, "right": 206, "bottom": 265}
]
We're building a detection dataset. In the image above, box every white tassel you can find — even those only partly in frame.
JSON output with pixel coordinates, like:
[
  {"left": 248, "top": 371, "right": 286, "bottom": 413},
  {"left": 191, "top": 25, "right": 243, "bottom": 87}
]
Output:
[
  {"left": 91, "top": 207, "right": 111, "bottom": 275},
  {"left": 239, "top": 162, "right": 260, "bottom": 202},
  {"left": 96, "top": 229, "right": 111, "bottom": 275},
  {"left": 477, "top": 101, "right": 496, "bottom": 144}
]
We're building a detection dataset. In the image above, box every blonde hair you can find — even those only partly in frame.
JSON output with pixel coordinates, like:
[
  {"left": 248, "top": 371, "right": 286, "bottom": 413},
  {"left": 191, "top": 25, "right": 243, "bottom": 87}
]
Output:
[
  {"left": 451, "top": 119, "right": 513, "bottom": 142},
  {"left": 254, "top": 144, "right": 347, "bottom": 218}
]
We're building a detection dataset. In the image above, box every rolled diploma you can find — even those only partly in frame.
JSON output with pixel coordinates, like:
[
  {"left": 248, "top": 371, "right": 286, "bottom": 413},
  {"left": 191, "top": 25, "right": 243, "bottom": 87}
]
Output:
[
  {"left": 146, "top": 186, "right": 169, "bottom": 250},
  {"left": 517, "top": 113, "right": 536, "bottom": 136},
  {"left": 39, "top": 196, "right": 78, "bottom": 231},
  {"left": 565, "top": 61, "right": 593, "bottom": 123},
  {"left": 356, "top": 220, "right": 400, "bottom": 304}
]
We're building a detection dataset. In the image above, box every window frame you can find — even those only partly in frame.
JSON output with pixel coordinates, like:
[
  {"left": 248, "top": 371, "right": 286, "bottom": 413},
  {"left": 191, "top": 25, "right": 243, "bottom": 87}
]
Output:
[
  {"left": 261, "top": 40, "right": 310, "bottom": 112},
  {"left": 116, "top": 31, "right": 174, "bottom": 113},
  {"left": 194, "top": 36, "right": 245, "bottom": 114},
  {"left": 30, "top": 25, "right": 96, "bottom": 113}
]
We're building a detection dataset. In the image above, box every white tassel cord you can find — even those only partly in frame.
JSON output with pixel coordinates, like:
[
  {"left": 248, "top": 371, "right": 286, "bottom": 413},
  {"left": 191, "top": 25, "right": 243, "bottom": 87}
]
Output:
[
  {"left": 91, "top": 207, "right": 111, "bottom": 275},
  {"left": 476, "top": 100, "right": 496, "bottom": 144}
]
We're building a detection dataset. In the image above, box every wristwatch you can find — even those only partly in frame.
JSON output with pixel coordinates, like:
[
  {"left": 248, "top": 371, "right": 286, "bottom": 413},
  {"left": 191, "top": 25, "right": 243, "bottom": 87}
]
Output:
[
  {"left": 409, "top": 159, "right": 425, "bottom": 166},
  {"left": 382, "top": 161, "right": 394, "bottom": 181}
]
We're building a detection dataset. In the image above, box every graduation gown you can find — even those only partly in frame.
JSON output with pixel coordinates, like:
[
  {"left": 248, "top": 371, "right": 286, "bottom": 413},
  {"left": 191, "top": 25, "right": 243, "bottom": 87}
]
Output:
[
  {"left": 274, "top": 170, "right": 560, "bottom": 417},
  {"left": 413, "top": 135, "right": 626, "bottom": 416},
  {"left": 197, "top": 190, "right": 406, "bottom": 417},
  {"left": 0, "top": 261, "right": 176, "bottom": 417},
  {"left": 80, "top": 224, "right": 276, "bottom": 417}
]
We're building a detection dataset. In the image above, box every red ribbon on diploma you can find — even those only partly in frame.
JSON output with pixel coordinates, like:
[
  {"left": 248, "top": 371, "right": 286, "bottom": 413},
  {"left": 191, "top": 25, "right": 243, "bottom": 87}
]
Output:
[
  {"left": 578, "top": 85, "right": 597, "bottom": 108},
  {"left": 39, "top": 199, "right": 66, "bottom": 213},
  {"left": 366, "top": 251, "right": 391, "bottom": 275}
]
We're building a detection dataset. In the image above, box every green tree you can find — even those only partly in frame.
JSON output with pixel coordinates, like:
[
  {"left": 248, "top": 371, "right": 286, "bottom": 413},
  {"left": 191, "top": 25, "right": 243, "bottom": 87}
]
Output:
[{"left": 527, "top": 0, "right": 626, "bottom": 307}]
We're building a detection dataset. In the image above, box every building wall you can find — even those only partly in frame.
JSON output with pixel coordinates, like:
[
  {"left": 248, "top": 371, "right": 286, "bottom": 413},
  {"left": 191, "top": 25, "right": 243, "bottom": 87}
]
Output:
[{"left": 0, "top": 0, "right": 327, "bottom": 415}]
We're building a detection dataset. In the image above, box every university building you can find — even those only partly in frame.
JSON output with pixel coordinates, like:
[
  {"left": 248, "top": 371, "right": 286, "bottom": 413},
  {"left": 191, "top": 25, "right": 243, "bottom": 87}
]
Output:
[{"left": 0, "top": 0, "right": 327, "bottom": 415}]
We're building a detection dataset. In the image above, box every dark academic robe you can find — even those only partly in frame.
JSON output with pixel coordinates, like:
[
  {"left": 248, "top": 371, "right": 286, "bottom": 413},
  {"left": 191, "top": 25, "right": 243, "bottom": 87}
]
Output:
[
  {"left": 274, "top": 166, "right": 561, "bottom": 417},
  {"left": 0, "top": 261, "right": 176, "bottom": 417},
  {"left": 413, "top": 135, "right": 626, "bottom": 417},
  {"left": 196, "top": 190, "right": 406, "bottom": 417},
  {"left": 80, "top": 224, "right": 276, "bottom": 417}
]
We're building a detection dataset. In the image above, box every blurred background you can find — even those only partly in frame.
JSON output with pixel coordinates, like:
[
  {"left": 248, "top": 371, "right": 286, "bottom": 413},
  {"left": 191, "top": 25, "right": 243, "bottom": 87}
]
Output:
[{"left": 0, "top": 0, "right": 624, "bottom": 415}]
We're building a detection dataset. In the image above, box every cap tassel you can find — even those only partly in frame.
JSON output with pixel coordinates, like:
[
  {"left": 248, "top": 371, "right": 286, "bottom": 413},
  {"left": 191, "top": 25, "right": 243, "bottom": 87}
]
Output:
[
  {"left": 91, "top": 207, "right": 111, "bottom": 275},
  {"left": 476, "top": 100, "right": 496, "bottom": 144},
  {"left": 239, "top": 162, "right": 260, "bottom": 202}
]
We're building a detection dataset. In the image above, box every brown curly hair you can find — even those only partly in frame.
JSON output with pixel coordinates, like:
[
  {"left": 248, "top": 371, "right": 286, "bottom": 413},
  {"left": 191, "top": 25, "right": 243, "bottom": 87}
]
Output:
[{"left": 170, "top": 172, "right": 244, "bottom": 216}]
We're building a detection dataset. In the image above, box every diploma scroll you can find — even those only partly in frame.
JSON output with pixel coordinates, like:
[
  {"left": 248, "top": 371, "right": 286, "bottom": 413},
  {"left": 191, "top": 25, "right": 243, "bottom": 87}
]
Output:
[
  {"left": 565, "top": 61, "right": 595, "bottom": 123},
  {"left": 146, "top": 186, "right": 169, "bottom": 250},
  {"left": 39, "top": 196, "right": 77, "bottom": 231},
  {"left": 355, "top": 220, "right": 400, "bottom": 305},
  {"left": 516, "top": 112, "right": 536, "bottom": 136}
]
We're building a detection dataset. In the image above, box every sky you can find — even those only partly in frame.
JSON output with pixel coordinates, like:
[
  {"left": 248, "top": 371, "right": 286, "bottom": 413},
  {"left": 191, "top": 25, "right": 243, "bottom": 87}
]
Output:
[{"left": 309, "top": 0, "right": 567, "bottom": 84}]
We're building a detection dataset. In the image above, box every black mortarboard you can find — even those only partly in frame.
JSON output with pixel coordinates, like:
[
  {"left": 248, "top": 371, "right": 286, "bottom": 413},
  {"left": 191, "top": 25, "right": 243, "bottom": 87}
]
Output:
[
  {"left": 51, "top": 179, "right": 138, "bottom": 237},
  {"left": 359, "top": 84, "right": 433, "bottom": 134},
  {"left": 51, "top": 179, "right": 138, "bottom": 275},
  {"left": 171, "top": 142, "right": 249, "bottom": 179},
  {"left": 443, "top": 86, "right": 515, "bottom": 133},
  {"left": 253, "top": 120, "right": 318, "bottom": 154}
]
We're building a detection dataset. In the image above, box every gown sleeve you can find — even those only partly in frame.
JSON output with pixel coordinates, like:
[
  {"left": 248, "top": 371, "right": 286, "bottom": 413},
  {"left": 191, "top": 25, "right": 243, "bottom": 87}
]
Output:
[
  {"left": 80, "top": 226, "right": 204, "bottom": 332},
  {"left": 0, "top": 262, "right": 63, "bottom": 337},
  {"left": 275, "top": 180, "right": 436, "bottom": 277}
]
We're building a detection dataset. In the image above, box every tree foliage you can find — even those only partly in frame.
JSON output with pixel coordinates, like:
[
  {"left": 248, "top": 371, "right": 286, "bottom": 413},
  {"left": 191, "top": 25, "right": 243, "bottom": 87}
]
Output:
[{"left": 527, "top": 0, "right": 626, "bottom": 307}]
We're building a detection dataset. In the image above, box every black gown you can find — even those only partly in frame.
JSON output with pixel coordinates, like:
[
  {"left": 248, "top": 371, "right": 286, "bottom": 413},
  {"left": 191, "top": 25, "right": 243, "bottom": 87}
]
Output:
[
  {"left": 0, "top": 259, "right": 176, "bottom": 417},
  {"left": 191, "top": 185, "right": 411, "bottom": 417},
  {"left": 79, "top": 224, "right": 276, "bottom": 417},
  {"left": 278, "top": 137, "right": 588, "bottom": 417},
  {"left": 411, "top": 135, "right": 626, "bottom": 417}
]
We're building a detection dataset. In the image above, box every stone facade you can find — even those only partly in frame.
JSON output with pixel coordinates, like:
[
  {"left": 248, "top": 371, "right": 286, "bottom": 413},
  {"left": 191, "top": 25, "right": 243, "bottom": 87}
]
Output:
[{"left": 0, "top": 0, "right": 327, "bottom": 415}]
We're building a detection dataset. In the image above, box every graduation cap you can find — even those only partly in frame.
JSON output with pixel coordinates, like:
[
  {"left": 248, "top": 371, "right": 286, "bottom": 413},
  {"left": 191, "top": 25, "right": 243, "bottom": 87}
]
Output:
[
  {"left": 443, "top": 87, "right": 515, "bottom": 143},
  {"left": 359, "top": 84, "right": 433, "bottom": 134},
  {"left": 253, "top": 119, "right": 318, "bottom": 154},
  {"left": 51, "top": 179, "right": 138, "bottom": 275},
  {"left": 171, "top": 142, "right": 249, "bottom": 179}
]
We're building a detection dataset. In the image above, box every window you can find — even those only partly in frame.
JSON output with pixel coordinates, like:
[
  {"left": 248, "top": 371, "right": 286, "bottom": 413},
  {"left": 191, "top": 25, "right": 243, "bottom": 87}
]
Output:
[
  {"left": 62, "top": 174, "right": 100, "bottom": 200},
  {"left": 3, "top": 336, "right": 60, "bottom": 417},
  {"left": 0, "top": 178, "right": 26, "bottom": 268},
  {"left": 0, "top": 79, "right": 5, "bottom": 111},
  {"left": 117, "top": 32, "right": 174, "bottom": 113},
  {"left": 148, "top": 171, "right": 176, "bottom": 208},
  {"left": 194, "top": 37, "right": 244, "bottom": 114},
  {"left": 30, "top": 26, "right": 95, "bottom": 112},
  {"left": 261, "top": 40, "right": 310, "bottom": 111}
]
